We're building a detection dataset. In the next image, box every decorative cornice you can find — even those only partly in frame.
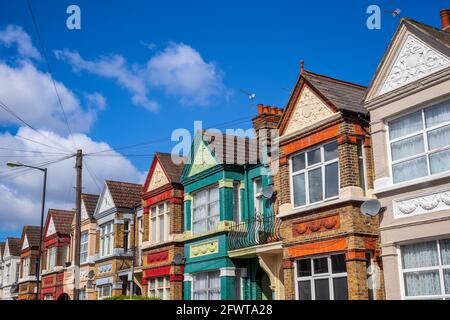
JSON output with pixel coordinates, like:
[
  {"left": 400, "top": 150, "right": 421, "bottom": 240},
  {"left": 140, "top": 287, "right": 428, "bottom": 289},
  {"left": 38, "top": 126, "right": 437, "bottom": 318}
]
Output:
[
  {"left": 394, "top": 189, "right": 450, "bottom": 219},
  {"left": 189, "top": 240, "right": 219, "bottom": 258}
]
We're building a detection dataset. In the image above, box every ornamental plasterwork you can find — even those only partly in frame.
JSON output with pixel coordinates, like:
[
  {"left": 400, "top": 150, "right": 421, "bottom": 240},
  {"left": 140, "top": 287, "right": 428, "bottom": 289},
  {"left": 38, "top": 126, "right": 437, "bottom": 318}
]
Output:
[
  {"left": 46, "top": 217, "right": 56, "bottom": 237},
  {"left": 189, "top": 240, "right": 219, "bottom": 258},
  {"left": 98, "top": 187, "right": 114, "bottom": 213},
  {"left": 284, "top": 86, "right": 334, "bottom": 136},
  {"left": 81, "top": 202, "right": 89, "bottom": 220},
  {"left": 380, "top": 34, "right": 450, "bottom": 94},
  {"left": 147, "top": 161, "right": 169, "bottom": 192},
  {"left": 22, "top": 235, "right": 29, "bottom": 250},
  {"left": 393, "top": 190, "right": 450, "bottom": 219},
  {"left": 98, "top": 264, "right": 113, "bottom": 273},
  {"left": 188, "top": 140, "right": 217, "bottom": 177}
]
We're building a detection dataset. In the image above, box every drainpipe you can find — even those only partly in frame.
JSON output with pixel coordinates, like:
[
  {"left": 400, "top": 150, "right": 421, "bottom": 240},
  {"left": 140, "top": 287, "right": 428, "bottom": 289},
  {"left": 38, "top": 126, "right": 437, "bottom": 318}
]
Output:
[{"left": 129, "top": 208, "right": 137, "bottom": 300}]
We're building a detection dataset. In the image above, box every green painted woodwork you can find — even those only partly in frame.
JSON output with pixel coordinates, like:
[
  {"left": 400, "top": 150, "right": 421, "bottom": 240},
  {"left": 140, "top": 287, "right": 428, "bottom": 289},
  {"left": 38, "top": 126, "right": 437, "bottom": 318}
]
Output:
[
  {"left": 221, "top": 276, "right": 236, "bottom": 300},
  {"left": 183, "top": 281, "right": 192, "bottom": 300},
  {"left": 188, "top": 138, "right": 217, "bottom": 177},
  {"left": 184, "top": 199, "right": 191, "bottom": 231}
]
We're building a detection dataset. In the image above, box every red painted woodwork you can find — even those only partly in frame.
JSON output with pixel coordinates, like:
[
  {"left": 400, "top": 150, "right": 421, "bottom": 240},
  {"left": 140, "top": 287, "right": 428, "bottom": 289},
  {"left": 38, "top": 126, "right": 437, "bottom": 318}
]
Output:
[
  {"left": 143, "top": 266, "right": 171, "bottom": 278},
  {"left": 146, "top": 250, "right": 169, "bottom": 264}
]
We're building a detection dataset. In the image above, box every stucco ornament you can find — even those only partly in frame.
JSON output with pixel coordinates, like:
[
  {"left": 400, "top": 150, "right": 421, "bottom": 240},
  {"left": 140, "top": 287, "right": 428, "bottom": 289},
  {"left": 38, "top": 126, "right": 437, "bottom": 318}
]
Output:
[
  {"left": 190, "top": 240, "right": 219, "bottom": 258},
  {"left": 394, "top": 191, "right": 450, "bottom": 218},
  {"left": 188, "top": 140, "right": 217, "bottom": 177},
  {"left": 148, "top": 161, "right": 169, "bottom": 191},
  {"left": 380, "top": 34, "right": 450, "bottom": 94},
  {"left": 284, "top": 86, "right": 334, "bottom": 136}
]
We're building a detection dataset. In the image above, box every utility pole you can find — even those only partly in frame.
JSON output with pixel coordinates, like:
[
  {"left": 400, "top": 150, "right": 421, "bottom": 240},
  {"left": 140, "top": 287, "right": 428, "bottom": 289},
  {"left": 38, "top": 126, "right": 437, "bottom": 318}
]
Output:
[{"left": 73, "top": 149, "right": 82, "bottom": 300}]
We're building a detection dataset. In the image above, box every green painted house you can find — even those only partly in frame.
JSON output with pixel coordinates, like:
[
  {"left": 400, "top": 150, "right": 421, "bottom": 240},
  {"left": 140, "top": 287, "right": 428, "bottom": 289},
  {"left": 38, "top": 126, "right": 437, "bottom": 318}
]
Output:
[{"left": 181, "top": 126, "right": 282, "bottom": 300}]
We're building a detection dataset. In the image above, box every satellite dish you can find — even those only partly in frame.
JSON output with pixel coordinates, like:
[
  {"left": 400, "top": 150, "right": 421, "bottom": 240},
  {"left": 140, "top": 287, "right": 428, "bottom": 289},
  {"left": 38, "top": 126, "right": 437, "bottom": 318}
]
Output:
[
  {"left": 87, "top": 270, "right": 95, "bottom": 279},
  {"left": 86, "top": 280, "right": 94, "bottom": 289},
  {"left": 360, "top": 199, "right": 382, "bottom": 218},
  {"left": 262, "top": 185, "right": 274, "bottom": 200},
  {"left": 173, "top": 253, "right": 185, "bottom": 265}
]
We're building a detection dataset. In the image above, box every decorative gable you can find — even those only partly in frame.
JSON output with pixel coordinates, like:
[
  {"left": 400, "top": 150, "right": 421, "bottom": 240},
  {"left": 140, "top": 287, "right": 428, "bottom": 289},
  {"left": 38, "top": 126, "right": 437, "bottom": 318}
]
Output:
[
  {"left": 22, "top": 235, "right": 29, "bottom": 250},
  {"left": 81, "top": 202, "right": 89, "bottom": 220},
  {"left": 147, "top": 161, "right": 169, "bottom": 192},
  {"left": 283, "top": 86, "right": 334, "bottom": 136},
  {"left": 4, "top": 242, "right": 10, "bottom": 258},
  {"left": 98, "top": 187, "right": 115, "bottom": 213},
  {"left": 188, "top": 139, "right": 217, "bottom": 177},
  {"left": 380, "top": 34, "right": 450, "bottom": 95},
  {"left": 46, "top": 217, "right": 56, "bottom": 237}
]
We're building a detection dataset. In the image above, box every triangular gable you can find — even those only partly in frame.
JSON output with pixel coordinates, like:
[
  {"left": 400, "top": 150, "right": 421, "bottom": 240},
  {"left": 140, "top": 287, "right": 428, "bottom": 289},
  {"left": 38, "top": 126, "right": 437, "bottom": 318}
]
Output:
[
  {"left": 81, "top": 201, "right": 89, "bottom": 220},
  {"left": 22, "top": 235, "right": 29, "bottom": 250},
  {"left": 187, "top": 137, "right": 218, "bottom": 177},
  {"left": 4, "top": 242, "right": 10, "bottom": 257},
  {"left": 146, "top": 160, "right": 170, "bottom": 192},
  {"left": 95, "top": 184, "right": 115, "bottom": 215},
  {"left": 366, "top": 20, "right": 450, "bottom": 101},
  {"left": 46, "top": 216, "right": 56, "bottom": 237},
  {"left": 282, "top": 84, "right": 335, "bottom": 136}
]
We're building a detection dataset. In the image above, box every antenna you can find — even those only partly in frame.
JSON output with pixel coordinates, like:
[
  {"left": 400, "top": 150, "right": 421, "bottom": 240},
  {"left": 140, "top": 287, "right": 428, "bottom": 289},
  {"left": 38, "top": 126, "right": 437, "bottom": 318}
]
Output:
[
  {"left": 385, "top": 8, "right": 401, "bottom": 18},
  {"left": 240, "top": 89, "right": 256, "bottom": 101}
]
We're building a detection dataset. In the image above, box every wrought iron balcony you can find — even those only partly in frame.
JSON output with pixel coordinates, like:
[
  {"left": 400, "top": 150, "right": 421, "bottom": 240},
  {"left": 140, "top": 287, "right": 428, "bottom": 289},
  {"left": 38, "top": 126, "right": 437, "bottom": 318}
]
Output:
[{"left": 228, "top": 213, "right": 282, "bottom": 251}]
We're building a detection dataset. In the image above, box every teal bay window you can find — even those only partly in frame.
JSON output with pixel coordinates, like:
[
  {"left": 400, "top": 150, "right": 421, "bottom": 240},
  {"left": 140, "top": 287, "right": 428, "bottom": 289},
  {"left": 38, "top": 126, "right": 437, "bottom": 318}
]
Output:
[
  {"left": 192, "top": 186, "right": 220, "bottom": 235},
  {"left": 290, "top": 140, "right": 339, "bottom": 208},
  {"left": 389, "top": 99, "right": 450, "bottom": 184},
  {"left": 192, "top": 271, "right": 221, "bottom": 300}
]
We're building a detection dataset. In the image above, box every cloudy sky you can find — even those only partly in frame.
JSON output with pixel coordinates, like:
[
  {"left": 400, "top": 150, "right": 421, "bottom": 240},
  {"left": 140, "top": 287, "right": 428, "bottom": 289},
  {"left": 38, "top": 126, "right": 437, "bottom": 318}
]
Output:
[{"left": 0, "top": 0, "right": 448, "bottom": 239}]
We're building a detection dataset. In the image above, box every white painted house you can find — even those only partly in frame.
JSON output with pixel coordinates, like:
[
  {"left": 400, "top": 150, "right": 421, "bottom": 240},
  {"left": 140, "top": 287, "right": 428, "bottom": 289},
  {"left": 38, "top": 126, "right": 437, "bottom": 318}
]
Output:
[{"left": 0, "top": 237, "right": 21, "bottom": 300}]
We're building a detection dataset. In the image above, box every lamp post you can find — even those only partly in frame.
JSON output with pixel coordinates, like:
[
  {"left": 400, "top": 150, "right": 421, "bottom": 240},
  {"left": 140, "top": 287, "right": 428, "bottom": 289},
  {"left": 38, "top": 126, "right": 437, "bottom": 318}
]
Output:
[{"left": 7, "top": 161, "right": 47, "bottom": 300}]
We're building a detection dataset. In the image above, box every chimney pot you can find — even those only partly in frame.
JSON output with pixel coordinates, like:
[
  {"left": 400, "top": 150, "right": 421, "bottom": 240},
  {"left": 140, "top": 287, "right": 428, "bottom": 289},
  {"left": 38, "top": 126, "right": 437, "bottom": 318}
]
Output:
[
  {"left": 263, "top": 106, "right": 269, "bottom": 113},
  {"left": 257, "top": 104, "right": 263, "bottom": 114},
  {"left": 441, "top": 9, "right": 450, "bottom": 31}
]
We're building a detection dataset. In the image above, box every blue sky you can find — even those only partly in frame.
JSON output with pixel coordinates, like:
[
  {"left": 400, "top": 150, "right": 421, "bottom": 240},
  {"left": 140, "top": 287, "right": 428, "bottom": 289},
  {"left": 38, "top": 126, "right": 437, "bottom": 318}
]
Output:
[{"left": 0, "top": 0, "right": 448, "bottom": 239}]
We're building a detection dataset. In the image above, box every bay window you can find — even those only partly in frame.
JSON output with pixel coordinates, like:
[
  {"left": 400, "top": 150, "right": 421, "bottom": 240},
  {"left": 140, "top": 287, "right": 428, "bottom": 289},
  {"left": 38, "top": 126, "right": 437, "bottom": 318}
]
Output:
[
  {"left": 192, "top": 187, "right": 220, "bottom": 235},
  {"left": 148, "top": 276, "right": 170, "bottom": 300},
  {"left": 80, "top": 231, "right": 89, "bottom": 263},
  {"left": 22, "top": 256, "right": 30, "bottom": 278},
  {"left": 290, "top": 140, "right": 339, "bottom": 208},
  {"left": 400, "top": 239, "right": 450, "bottom": 299},
  {"left": 150, "top": 201, "right": 170, "bottom": 243},
  {"left": 389, "top": 99, "right": 450, "bottom": 184},
  {"left": 192, "top": 271, "right": 221, "bottom": 300},
  {"left": 295, "top": 254, "right": 348, "bottom": 300},
  {"left": 98, "top": 284, "right": 112, "bottom": 299},
  {"left": 100, "top": 222, "right": 114, "bottom": 257}
]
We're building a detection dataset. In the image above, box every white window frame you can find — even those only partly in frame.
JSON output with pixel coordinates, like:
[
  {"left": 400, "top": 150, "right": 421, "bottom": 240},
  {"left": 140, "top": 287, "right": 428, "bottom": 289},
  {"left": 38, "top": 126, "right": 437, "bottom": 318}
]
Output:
[
  {"left": 22, "top": 256, "right": 30, "bottom": 278},
  {"left": 147, "top": 276, "right": 170, "bottom": 300},
  {"left": 149, "top": 201, "right": 170, "bottom": 244},
  {"left": 97, "top": 284, "right": 112, "bottom": 299},
  {"left": 191, "top": 186, "right": 220, "bottom": 235},
  {"left": 46, "top": 246, "right": 57, "bottom": 271},
  {"left": 233, "top": 181, "right": 241, "bottom": 223},
  {"left": 192, "top": 270, "right": 221, "bottom": 300},
  {"left": 100, "top": 221, "right": 114, "bottom": 257},
  {"left": 289, "top": 140, "right": 340, "bottom": 209},
  {"left": 357, "top": 138, "right": 368, "bottom": 194},
  {"left": 294, "top": 253, "right": 348, "bottom": 300},
  {"left": 253, "top": 178, "right": 263, "bottom": 218},
  {"left": 80, "top": 231, "right": 89, "bottom": 264},
  {"left": 387, "top": 98, "right": 450, "bottom": 184},
  {"left": 399, "top": 239, "right": 450, "bottom": 300}
]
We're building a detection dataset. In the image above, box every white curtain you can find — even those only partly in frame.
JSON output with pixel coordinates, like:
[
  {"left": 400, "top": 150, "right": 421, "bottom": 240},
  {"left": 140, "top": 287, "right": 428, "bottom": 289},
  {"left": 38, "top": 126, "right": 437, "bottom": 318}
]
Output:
[
  {"left": 402, "top": 241, "right": 439, "bottom": 269},
  {"left": 391, "top": 134, "right": 424, "bottom": 161},
  {"left": 425, "top": 100, "right": 450, "bottom": 128},
  {"left": 389, "top": 111, "right": 423, "bottom": 140},
  {"left": 393, "top": 156, "right": 428, "bottom": 183},
  {"left": 404, "top": 271, "right": 441, "bottom": 297},
  {"left": 427, "top": 125, "right": 450, "bottom": 150},
  {"left": 430, "top": 149, "right": 450, "bottom": 175},
  {"left": 209, "top": 272, "right": 221, "bottom": 300}
]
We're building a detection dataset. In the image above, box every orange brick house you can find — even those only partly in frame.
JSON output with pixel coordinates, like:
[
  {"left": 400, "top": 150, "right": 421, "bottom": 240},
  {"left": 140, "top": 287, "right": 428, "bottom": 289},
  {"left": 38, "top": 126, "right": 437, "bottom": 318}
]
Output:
[
  {"left": 141, "top": 152, "right": 185, "bottom": 300},
  {"left": 40, "top": 209, "right": 74, "bottom": 300},
  {"left": 275, "top": 66, "right": 384, "bottom": 300},
  {"left": 18, "top": 226, "right": 42, "bottom": 300}
]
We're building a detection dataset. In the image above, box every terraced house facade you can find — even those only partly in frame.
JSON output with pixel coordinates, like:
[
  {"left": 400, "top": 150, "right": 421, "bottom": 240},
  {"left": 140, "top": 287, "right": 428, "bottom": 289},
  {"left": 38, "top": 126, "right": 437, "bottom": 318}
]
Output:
[
  {"left": 0, "top": 237, "right": 21, "bottom": 300},
  {"left": 93, "top": 180, "right": 142, "bottom": 299},
  {"left": 141, "top": 153, "right": 186, "bottom": 300},
  {"left": 18, "top": 226, "right": 42, "bottom": 300},
  {"left": 276, "top": 67, "right": 384, "bottom": 300},
  {"left": 181, "top": 125, "right": 282, "bottom": 300},
  {"left": 365, "top": 11, "right": 450, "bottom": 300}
]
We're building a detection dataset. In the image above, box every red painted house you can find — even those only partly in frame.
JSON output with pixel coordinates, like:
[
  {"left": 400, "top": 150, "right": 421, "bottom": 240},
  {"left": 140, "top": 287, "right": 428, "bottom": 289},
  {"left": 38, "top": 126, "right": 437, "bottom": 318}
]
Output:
[
  {"left": 40, "top": 209, "right": 74, "bottom": 300},
  {"left": 141, "top": 152, "right": 186, "bottom": 300}
]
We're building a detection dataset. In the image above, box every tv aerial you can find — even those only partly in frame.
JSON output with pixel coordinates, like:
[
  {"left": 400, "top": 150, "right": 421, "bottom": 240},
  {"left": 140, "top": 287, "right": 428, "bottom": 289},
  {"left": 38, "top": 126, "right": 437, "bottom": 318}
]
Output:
[
  {"left": 360, "top": 199, "right": 384, "bottom": 218},
  {"left": 385, "top": 8, "right": 401, "bottom": 18},
  {"left": 240, "top": 89, "right": 256, "bottom": 102}
]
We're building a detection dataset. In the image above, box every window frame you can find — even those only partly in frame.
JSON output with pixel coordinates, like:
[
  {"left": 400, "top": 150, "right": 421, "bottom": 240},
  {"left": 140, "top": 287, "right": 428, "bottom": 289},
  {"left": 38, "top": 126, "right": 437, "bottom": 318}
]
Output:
[
  {"left": 100, "top": 221, "right": 114, "bottom": 257},
  {"left": 387, "top": 98, "right": 450, "bottom": 184},
  {"left": 192, "top": 270, "right": 221, "bottom": 300},
  {"left": 97, "top": 284, "right": 112, "bottom": 300},
  {"left": 147, "top": 276, "right": 170, "bottom": 300},
  {"left": 294, "top": 253, "right": 348, "bottom": 300},
  {"left": 46, "top": 246, "right": 57, "bottom": 271},
  {"left": 399, "top": 239, "right": 450, "bottom": 300},
  {"left": 149, "top": 201, "right": 170, "bottom": 244},
  {"left": 191, "top": 185, "right": 220, "bottom": 235},
  {"left": 289, "top": 140, "right": 340, "bottom": 209},
  {"left": 22, "top": 256, "right": 30, "bottom": 278},
  {"left": 80, "top": 231, "right": 89, "bottom": 264}
]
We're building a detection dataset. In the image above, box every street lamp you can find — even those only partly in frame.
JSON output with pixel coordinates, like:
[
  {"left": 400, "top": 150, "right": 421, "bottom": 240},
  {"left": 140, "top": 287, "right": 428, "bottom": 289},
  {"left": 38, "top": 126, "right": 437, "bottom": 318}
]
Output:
[{"left": 7, "top": 161, "right": 47, "bottom": 300}]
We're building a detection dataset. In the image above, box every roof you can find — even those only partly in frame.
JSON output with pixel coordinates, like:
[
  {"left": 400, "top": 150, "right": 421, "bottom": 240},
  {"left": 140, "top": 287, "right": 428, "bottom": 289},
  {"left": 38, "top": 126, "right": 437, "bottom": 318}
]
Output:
[
  {"left": 22, "top": 226, "right": 42, "bottom": 248},
  {"left": 0, "top": 242, "right": 5, "bottom": 258},
  {"left": 155, "top": 152, "right": 186, "bottom": 184},
  {"left": 48, "top": 209, "right": 75, "bottom": 235},
  {"left": 404, "top": 18, "right": 450, "bottom": 48},
  {"left": 302, "top": 70, "right": 368, "bottom": 114},
  {"left": 105, "top": 180, "right": 143, "bottom": 208},
  {"left": 81, "top": 193, "right": 100, "bottom": 218},
  {"left": 6, "top": 237, "right": 21, "bottom": 256}
]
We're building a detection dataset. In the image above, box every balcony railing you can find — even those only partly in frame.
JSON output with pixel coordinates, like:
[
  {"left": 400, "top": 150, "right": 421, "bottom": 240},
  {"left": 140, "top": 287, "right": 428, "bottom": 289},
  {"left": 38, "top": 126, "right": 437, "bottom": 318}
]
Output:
[{"left": 228, "top": 213, "right": 282, "bottom": 251}]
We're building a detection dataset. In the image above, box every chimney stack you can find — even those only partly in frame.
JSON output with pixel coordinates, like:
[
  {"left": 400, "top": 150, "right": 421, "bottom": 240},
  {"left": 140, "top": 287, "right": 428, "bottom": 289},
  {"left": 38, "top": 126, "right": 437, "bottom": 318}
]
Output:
[
  {"left": 252, "top": 104, "right": 284, "bottom": 159},
  {"left": 441, "top": 9, "right": 450, "bottom": 31}
]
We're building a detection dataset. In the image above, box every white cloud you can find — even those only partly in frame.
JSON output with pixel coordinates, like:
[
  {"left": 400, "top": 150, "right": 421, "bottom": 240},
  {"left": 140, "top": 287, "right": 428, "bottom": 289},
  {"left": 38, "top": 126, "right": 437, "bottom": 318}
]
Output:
[
  {"left": 147, "top": 43, "right": 227, "bottom": 106},
  {"left": 54, "top": 49, "right": 159, "bottom": 112},
  {"left": 0, "top": 25, "right": 42, "bottom": 61},
  {"left": 0, "top": 127, "right": 145, "bottom": 231},
  {"left": 85, "top": 92, "right": 107, "bottom": 110},
  {"left": 55, "top": 43, "right": 229, "bottom": 109}
]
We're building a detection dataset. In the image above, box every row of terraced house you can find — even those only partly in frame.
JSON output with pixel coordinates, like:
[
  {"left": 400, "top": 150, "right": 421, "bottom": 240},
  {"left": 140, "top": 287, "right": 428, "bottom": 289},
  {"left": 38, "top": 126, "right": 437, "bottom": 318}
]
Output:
[{"left": 1, "top": 10, "right": 450, "bottom": 300}]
